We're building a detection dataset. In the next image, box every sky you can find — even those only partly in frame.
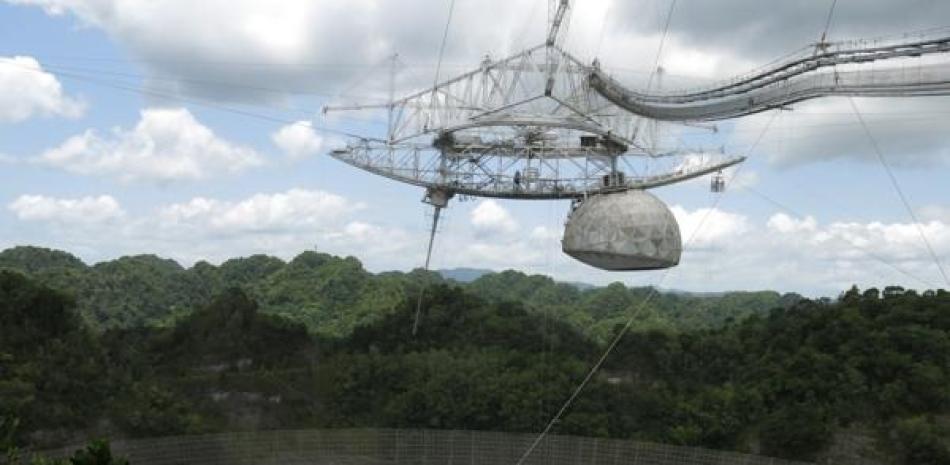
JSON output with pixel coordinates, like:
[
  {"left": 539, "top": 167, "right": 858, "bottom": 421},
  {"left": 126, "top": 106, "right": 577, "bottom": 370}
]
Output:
[{"left": 1, "top": 0, "right": 950, "bottom": 296}]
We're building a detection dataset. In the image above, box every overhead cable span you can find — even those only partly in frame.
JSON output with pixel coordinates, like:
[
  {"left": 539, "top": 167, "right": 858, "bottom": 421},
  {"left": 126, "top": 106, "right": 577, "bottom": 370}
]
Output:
[{"left": 590, "top": 32, "right": 950, "bottom": 121}]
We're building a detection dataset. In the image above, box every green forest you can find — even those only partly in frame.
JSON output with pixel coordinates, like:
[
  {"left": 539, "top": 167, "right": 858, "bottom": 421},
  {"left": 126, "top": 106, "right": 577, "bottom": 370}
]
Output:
[
  {"left": 0, "top": 246, "right": 792, "bottom": 340},
  {"left": 1, "top": 246, "right": 949, "bottom": 464}
]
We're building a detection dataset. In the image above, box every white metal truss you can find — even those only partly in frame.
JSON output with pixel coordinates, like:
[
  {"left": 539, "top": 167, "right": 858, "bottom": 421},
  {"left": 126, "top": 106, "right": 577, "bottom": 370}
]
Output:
[
  {"left": 323, "top": 21, "right": 950, "bottom": 200},
  {"left": 323, "top": 44, "right": 740, "bottom": 199},
  {"left": 326, "top": 45, "right": 645, "bottom": 145},
  {"left": 330, "top": 141, "right": 743, "bottom": 200}
]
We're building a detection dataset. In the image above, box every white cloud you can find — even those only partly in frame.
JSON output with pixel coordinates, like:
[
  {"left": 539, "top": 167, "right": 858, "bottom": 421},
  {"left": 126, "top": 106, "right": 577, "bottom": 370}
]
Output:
[
  {"left": 470, "top": 199, "right": 519, "bottom": 235},
  {"left": 920, "top": 205, "right": 950, "bottom": 222},
  {"left": 529, "top": 204, "right": 948, "bottom": 294},
  {"left": 325, "top": 221, "right": 414, "bottom": 257},
  {"left": 583, "top": 31, "right": 757, "bottom": 89},
  {"left": 3, "top": 187, "right": 404, "bottom": 267},
  {"left": 8, "top": 194, "right": 124, "bottom": 224},
  {"left": 734, "top": 97, "right": 950, "bottom": 167},
  {"left": 37, "top": 108, "right": 264, "bottom": 183},
  {"left": 4, "top": 0, "right": 950, "bottom": 295},
  {"left": 7, "top": 0, "right": 947, "bottom": 114},
  {"left": 529, "top": 225, "right": 561, "bottom": 241},
  {"left": 457, "top": 242, "right": 546, "bottom": 268},
  {"left": 146, "top": 189, "right": 406, "bottom": 267},
  {"left": 611, "top": 0, "right": 950, "bottom": 65},
  {"left": 0, "top": 56, "right": 84, "bottom": 123},
  {"left": 271, "top": 121, "right": 326, "bottom": 160},
  {"left": 12, "top": 0, "right": 946, "bottom": 88},
  {"left": 147, "top": 191, "right": 401, "bottom": 266},
  {"left": 6, "top": 188, "right": 950, "bottom": 294},
  {"left": 730, "top": 170, "right": 760, "bottom": 189},
  {"left": 768, "top": 214, "right": 950, "bottom": 265},
  {"left": 11, "top": 0, "right": 948, "bottom": 173},
  {"left": 336, "top": 221, "right": 380, "bottom": 242},
  {"left": 0, "top": 0, "right": 760, "bottom": 107},
  {"left": 767, "top": 213, "right": 817, "bottom": 235},
  {"left": 4, "top": 0, "right": 547, "bottom": 102},
  {"left": 157, "top": 189, "right": 359, "bottom": 234},
  {"left": 670, "top": 205, "right": 750, "bottom": 249},
  {"left": 684, "top": 211, "right": 950, "bottom": 292}
]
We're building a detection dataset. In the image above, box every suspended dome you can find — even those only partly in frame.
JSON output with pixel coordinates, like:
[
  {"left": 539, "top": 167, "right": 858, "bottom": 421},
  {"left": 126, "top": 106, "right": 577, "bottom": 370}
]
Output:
[{"left": 562, "top": 190, "right": 681, "bottom": 271}]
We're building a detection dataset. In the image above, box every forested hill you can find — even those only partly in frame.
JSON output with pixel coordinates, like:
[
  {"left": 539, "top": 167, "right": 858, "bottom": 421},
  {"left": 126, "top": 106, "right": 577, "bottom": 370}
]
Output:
[
  {"left": 2, "top": 269, "right": 949, "bottom": 464},
  {"left": 0, "top": 246, "right": 795, "bottom": 340}
]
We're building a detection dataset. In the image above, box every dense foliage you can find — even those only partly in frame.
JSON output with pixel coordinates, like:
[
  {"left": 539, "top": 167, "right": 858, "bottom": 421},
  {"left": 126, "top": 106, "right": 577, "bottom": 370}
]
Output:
[
  {"left": 5, "top": 440, "right": 128, "bottom": 465},
  {"left": 1, "top": 247, "right": 949, "bottom": 464},
  {"left": 0, "top": 246, "right": 790, "bottom": 340}
]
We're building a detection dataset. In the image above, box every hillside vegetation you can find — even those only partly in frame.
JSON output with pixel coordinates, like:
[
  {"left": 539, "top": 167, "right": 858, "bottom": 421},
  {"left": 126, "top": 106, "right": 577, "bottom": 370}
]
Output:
[
  {"left": 0, "top": 246, "right": 791, "bottom": 341},
  {"left": 1, "top": 247, "right": 949, "bottom": 464}
]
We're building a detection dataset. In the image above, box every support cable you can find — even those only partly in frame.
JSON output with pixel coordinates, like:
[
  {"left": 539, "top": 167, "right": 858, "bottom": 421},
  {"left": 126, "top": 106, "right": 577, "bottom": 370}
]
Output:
[
  {"left": 818, "top": 0, "right": 839, "bottom": 49},
  {"left": 413, "top": 0, "right": 456, "bottom": 335},
  {"left": 634, "top": 0, "right": 678, "bottom": 159},
  {"left": 513, "top": 109, "right": 780, "bottom": 465},
  {"left": 848, "top": 98, "right": 950, "bottom": 287},
  {"left": 593, "top": 1, "right": 612, "bottom": 58},
  {"left": 733, "top": 0, "right": 941, "bottom": 292},
  {"left": 412, "top": 206, "right": 443, "bottom": 336},
  {"left": 0, "top": 60, "right": 371, "bottom": 140},
  {"left": 742, "top": 185, "right": 939, "bottom": 289},
  {"left": 511, "top": 0, "right": 544, "bottom": 52},
  {"left": 432, "top": 0, "right": 458, "bottom": 89},
  {"left": 33, "top": 61, "right": 367, "bottom": 102},
  {"left": 645, "top": 0, "right": 677, "bottom": 91}
]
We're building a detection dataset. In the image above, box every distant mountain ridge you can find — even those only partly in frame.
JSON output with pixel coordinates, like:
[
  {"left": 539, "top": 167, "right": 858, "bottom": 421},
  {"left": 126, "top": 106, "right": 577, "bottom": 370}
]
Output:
[
  {"left": 437, "top": 268, "right": 492, "bottom": 283},
  {"left": 0, "top": 245, "right": 796, "bottom": 340},
  {"left": 439, "top": 267, "right": 597, "bottom": 290}
]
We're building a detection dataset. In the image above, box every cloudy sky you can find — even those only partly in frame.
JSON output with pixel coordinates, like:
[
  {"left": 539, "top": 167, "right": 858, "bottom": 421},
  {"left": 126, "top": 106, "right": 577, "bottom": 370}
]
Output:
[{"left": 2, "top": 0, "right": 950, "bottom": 296}]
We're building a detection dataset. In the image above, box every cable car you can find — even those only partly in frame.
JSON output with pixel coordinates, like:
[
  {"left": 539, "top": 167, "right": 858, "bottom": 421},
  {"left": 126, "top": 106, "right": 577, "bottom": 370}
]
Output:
[{"left": 711, "top": 171, "right": 726, "bottom": 193}]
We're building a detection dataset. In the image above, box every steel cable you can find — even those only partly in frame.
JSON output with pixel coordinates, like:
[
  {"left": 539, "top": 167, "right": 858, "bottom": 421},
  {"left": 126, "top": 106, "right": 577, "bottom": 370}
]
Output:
[
  {"left": 849, "top": 97, "right": 950, "bottom": 287},
  {"left": 513, "top": 109, "right": 781, "bottom": 465}
]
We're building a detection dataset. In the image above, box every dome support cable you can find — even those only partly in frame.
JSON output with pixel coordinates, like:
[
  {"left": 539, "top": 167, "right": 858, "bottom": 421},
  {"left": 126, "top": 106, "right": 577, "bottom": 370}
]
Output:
[
  {"left": 513, "top": 109, "right": 780, "bottom": 465},
  {"left": 849, "top": 97, "right": 950, "bottom": 287}
]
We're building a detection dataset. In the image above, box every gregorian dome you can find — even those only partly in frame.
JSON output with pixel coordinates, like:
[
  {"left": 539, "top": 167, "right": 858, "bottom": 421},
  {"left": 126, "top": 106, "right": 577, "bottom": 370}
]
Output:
[{"left": 562, "top": 190, "right": 682, "bottom": 271}]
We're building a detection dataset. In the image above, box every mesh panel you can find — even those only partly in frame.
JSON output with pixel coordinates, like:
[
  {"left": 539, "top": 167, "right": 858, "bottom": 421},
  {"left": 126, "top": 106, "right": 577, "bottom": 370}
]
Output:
[{"left": 40, "top": 429, "right": 812, "bottom": 465}]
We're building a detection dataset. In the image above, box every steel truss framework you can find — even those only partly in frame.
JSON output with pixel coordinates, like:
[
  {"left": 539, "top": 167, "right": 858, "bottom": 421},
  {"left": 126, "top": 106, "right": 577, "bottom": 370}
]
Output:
[
  {"left": 331, "top": 141, "right": 743, "bottom": 200},
  {"left": 324, "top": 17, "right": 950, "bottom": 200},
  {"left": 325, "top": 44, "right": 744, "bottom": 199}
]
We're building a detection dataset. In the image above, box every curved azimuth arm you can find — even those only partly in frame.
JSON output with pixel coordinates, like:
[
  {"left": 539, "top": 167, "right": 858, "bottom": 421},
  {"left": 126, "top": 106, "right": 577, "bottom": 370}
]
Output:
[
  {"left": 590, "top": 30, "right": 950, "bottom": 121},
  {"left": 324, "top": 30, "right": 950, "bottom": 148},
  {"left": 321, "top": 17, "right": 950, "bottom": 199}
]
